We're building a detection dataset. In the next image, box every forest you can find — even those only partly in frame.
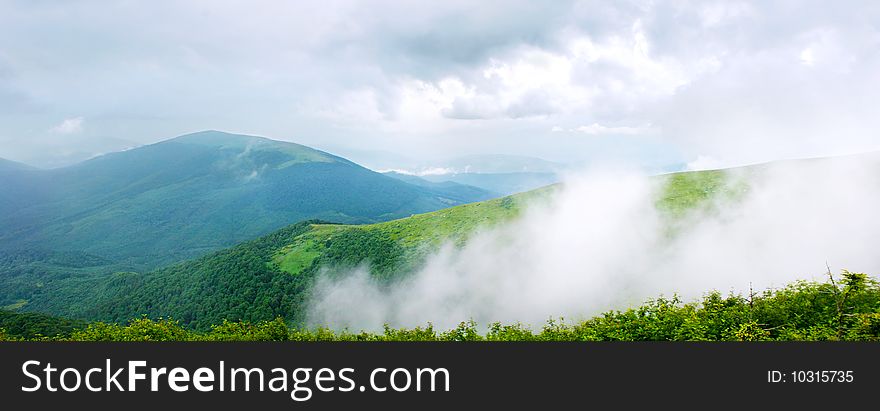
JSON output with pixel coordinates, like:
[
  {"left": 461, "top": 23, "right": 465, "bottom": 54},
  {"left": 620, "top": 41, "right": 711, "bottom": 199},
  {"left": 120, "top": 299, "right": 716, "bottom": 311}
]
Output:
[{"left": 3, "top": 270, "right": 877, "bottom": 341}]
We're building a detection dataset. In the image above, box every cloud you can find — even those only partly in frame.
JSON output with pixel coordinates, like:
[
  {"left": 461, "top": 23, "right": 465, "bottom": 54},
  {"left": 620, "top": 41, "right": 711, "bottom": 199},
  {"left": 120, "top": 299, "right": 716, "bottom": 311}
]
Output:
[
  {"left": 685, "top": 155, "right": 726, "bottom": 171},
  {"left": 2, "top": 1, "right": 880, "bottom": 167},
  {"left": 428, "top": 22, "right": 697, "bottom": 122},
  {"left": 308, "top": 155, "right": 880, "bottom": 330},
  {"left": 799, "top": 48, "right": 815, "bottom": 66},
  {"left": 549, "top": 123, "right": 652, "bottom": 136},
  {"left": 698, "top": 1, "right": 756, "bottom": 28},
  {"left": 574, "top": 123, "right": 649, "bottom": 135},
  {"left": 50, "top": 117, "right": 84, "bottom": 134}
]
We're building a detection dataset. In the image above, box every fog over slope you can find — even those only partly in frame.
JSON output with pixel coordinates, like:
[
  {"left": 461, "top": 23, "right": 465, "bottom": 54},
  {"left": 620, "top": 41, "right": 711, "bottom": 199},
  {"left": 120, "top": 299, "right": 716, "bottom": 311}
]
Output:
[{"left": 308, "top": 155, "right": 880, "bottom": 330}]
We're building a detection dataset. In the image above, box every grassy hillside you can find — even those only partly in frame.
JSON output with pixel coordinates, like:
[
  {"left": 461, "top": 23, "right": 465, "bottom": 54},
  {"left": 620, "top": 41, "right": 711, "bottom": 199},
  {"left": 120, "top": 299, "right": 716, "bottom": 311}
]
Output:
[{"left": 22, "top": 168, "right": 732, "bottom": 329}]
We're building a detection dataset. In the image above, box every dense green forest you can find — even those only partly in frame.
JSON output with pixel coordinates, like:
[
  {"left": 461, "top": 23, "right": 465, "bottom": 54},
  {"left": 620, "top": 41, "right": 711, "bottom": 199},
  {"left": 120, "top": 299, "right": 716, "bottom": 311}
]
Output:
[
  {"left": 0, "top": 309, "right": 85, "bottom": 340},
  {"left": 2, "top": 271, "right": 877, "bottom": 341}
]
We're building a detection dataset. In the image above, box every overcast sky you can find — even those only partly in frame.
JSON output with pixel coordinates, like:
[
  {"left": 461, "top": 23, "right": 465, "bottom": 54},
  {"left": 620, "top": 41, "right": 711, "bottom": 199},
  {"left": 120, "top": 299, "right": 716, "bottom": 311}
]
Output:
[{"left": 1, "top": 0, "right": 878, "bottom": 169}]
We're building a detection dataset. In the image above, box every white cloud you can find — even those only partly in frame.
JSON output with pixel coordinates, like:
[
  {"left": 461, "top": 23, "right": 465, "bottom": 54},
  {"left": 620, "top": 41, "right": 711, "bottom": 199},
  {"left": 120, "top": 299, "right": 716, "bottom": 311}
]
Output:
[
  {"left": 548, "top": 123, "right": 653, "bottom": 135},
  {"left": 685, "top": 155, "right": 726, "bottom": 171},
  {"left": 3, "top": 1, "right": 880, "bottom": 167},
  {"left": 574, "top": 123, "right": 649, "bottom": 135},
  {"left": 386, "top": 21, "right": 703, "bottom": 126},
  {"left": 50, "top": 117, "right": 84, "bottom": 134},
  {"left": 699, "top": 2, "right": 755, "bottom": 28},
  {"left": 799, "top": 48, "right": 815, "bottom": 66}
]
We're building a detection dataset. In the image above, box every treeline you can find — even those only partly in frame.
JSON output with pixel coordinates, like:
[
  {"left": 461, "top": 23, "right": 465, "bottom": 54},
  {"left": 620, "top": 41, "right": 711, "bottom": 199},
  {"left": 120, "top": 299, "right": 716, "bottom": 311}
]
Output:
[
  {"left": 2, "top": 271, "right": 878, "bottom": 341},
  {"left": 0, "top": 310, "right": 85, "bottom": 340},
  {"left": 21, "top": 221, "right": 324, "bottom": 330}
]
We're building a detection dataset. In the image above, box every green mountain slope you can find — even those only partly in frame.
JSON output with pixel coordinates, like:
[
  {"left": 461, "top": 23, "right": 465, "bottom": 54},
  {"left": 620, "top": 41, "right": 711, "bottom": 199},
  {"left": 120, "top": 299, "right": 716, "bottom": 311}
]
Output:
[
  {"left": 0, "top": 158, "right": 48, "bottom": 217},
  {"left": 24, "top": 168, "right": 732, "bottom": 329},
  {"left": 0, "top": 131, "right": 493, "bottom": 268}
]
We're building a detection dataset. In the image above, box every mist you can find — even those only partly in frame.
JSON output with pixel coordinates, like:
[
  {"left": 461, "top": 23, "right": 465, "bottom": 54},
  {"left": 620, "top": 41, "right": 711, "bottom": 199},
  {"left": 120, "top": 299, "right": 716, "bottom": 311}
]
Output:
[{"left": 307, "top": 154, "right": 880, "bottom": 331}]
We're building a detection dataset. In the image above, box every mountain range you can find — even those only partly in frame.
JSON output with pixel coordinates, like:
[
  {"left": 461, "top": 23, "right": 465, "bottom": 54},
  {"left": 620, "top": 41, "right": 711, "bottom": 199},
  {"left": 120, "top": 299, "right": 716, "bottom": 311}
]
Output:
[
  {"left": 0, "top": 131, "right": 494, "bottom": 268},
  {"left": 4, "top": 131, "right": 876, "bottom": 331},
  {"left": 17, "top": 167, "right": 727, "bottom": 329},
  {"left": 0, "top": 131, "right": 498, "bottom": 313}
]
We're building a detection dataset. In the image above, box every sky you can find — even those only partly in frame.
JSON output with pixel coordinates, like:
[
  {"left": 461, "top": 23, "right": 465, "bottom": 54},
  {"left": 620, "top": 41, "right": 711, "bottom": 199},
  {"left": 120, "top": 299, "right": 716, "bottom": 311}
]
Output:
[{"left": 1, "top": 0, "right": 879, "bottom": 169}]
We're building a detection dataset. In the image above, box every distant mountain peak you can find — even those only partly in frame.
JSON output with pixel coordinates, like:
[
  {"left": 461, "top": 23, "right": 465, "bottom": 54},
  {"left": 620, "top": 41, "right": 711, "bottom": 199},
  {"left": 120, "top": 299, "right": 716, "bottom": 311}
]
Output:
[
  {"left": 170, "top": 130, "right": 274, "bottom": 147},
  {"left": 158, "top": 130, "right": 348, "bottom": 168}
]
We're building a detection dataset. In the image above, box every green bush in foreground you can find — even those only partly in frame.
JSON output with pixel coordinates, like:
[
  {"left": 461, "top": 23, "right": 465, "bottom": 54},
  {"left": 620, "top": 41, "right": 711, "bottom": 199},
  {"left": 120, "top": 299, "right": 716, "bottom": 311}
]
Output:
[{"left": 6, "top": 271, "right": 879, "bottom": 342}]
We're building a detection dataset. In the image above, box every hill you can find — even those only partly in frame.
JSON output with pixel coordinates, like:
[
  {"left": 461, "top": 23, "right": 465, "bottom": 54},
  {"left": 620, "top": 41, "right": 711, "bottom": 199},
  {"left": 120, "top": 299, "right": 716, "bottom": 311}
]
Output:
[
  {"left": 0, "top": 158, "right": 47, "bottom": 217},
  {"left": 0, "top": 131, "right": 493, "bottom": 268},
  {"left": 0, "top": 158, "right": 34, "bottom": 171},
  {"left": 0, "top": 309, "right": 85, "bottom": 340},
  {"left": 23, "top": 167, "right": 730, "bottom": 329},
  {"left": 22, "top": 153, "right": 877, "bottom": 329},
  {"left": 0, "top": 131, "right": 495, "bottom": 313}
]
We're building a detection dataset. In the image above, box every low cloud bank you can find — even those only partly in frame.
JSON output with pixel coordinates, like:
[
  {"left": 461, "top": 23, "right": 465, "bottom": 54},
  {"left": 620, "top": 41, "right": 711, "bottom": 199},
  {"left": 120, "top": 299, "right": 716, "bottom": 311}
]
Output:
[{"left": 308, "top": 155, "right": 880, "bottom": 331}]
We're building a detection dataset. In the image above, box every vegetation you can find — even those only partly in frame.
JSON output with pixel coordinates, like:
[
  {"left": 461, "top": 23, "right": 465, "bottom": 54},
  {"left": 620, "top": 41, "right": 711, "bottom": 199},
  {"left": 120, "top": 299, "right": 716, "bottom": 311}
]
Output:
[
  {"left": 0, "top": 131, "right": 493, "bottom": 310},
  {"left": 6, "top": 167, "right": 755, "bottom": 329},
  {"left": 0, "top": 309, "right": 85, "bottom": 340},
  {"left": 3, "top": 271, "right": 877, "bottom": 341},
  {"left": 0, "top": 130, "right": 493, "bottom": 269},
  {"left": 22, "top": 221, "right": 325, "bottom": 330}
]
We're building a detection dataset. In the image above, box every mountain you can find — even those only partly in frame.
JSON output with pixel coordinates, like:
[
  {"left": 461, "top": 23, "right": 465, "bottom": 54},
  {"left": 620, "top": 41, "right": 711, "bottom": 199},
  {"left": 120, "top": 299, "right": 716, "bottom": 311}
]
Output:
[
  {"left": 0, "top": 158, "right": 34, "bottom": 171},
  {"left": 0, "top": 131, "right": 493, "bottom": 269},
  {"left": 0, "top": 158, "right": 48, "bottom": 218},
  {"left": 377, "top": 154, "right": 565, "bottom": 195},
  {"left": 0, "top": 135, "right": 139, "bottom": 169},
  {"left": 418, "top": 171, "right": 560, "bottom": 196},
  {"left": 382, "top": 171, "right": 500, "bottom": 200},
  {"left": 20, "top": 152, "right": 877, "bottom": 329},
  {"left": 22, "top": 166, "right": 730, "bottom": 329},
  {"left": 311, "top": 147, "right": 423, "bottom": 172}
]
